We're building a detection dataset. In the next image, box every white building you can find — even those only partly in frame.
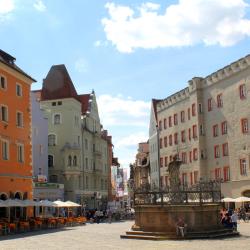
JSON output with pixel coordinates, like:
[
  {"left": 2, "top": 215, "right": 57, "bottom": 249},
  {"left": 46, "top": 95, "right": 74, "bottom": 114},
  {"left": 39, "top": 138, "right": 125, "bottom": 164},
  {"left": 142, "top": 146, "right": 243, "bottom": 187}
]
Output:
[{"left": 149, "top": 54, "right": 250, "bottom": 198}]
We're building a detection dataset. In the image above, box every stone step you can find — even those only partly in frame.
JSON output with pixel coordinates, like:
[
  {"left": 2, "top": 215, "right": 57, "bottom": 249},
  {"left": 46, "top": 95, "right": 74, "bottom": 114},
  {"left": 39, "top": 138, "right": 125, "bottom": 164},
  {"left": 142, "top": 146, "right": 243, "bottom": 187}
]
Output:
[
  {"left": 126, "top": 230, "right": 175, "bottom": 236},
  {"left": 120, "top": 234, "right": 173, "bottom": 241}
]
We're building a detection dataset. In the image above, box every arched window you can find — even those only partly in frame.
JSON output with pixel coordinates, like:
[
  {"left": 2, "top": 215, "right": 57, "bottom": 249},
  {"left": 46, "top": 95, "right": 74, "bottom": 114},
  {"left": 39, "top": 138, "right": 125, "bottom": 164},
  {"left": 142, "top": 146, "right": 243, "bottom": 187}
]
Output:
[
  {"left": 0, "top": 193, "right": 8, "bottom": 200},
  {"left": 50, "top": 175, "right": 58, "bottom": 183},
  {"left": 68, "top": 155, "right": 72, "bottom": 166},
  {"left": 14, "top": 192, "right": 22, "bottom": 199},
  {"left": 48, "top": 155, "right": 54, "bottom": 167},
  {"left": 54, "top": 114, "right": 61, "bottom": 124},
  {"left": 73, "top": 155, "right": 77, "bottom": 166},
  {"left": 48, "top": 134, "right": 56, "bottom": 146}
]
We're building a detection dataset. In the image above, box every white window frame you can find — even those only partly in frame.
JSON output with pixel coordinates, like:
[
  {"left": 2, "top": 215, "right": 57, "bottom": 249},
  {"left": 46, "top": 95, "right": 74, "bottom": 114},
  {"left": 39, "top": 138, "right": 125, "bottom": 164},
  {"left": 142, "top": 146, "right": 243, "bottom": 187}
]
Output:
[
  {"left": 17, "top": 143, "right": 24, "bottom": 163},
  {"left": 48, "top": 134, "right": 56, "bottom": 146},
  {"left": 16, "top": 83, "right": 22, "bottom": 97},
  {"left": 1, "top": 139, "right": 9, "bottom": 160},
  {"left": 53, "top": 113, "right": 61, "bottom": 125},
  {"left": 16, "top": 111, "right": 24, "bottom": 127},
  {"left": 48, "top": 154, "right": 54, "bottom": 167},
  {"left": 0, "top": 75, "right": 7, "bottom": 90},
  {"left": 1, "top": 105, "right": 8, "bottom": 122}
]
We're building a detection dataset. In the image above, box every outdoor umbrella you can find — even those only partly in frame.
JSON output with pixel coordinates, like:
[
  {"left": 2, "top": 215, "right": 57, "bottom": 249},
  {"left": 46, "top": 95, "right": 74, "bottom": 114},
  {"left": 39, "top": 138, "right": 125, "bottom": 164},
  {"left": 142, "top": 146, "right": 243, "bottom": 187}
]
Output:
[
  {"left": 221, "top": 197, "right": 236, "bottom": 202},
  {"left": 2, "top": 199, "right": 25, "bottom": 222},
  {"left": 39, "top": 200, "right": 56, "bottom": 218},
  {"left": 234, "top": 196, "right": 250, "bottom": 202},
  {"left": 65, "top": 201, "right": 81, "bottom": 207},
  {"left": 53, "top": 200, "right": 70, "bottom": 216}
]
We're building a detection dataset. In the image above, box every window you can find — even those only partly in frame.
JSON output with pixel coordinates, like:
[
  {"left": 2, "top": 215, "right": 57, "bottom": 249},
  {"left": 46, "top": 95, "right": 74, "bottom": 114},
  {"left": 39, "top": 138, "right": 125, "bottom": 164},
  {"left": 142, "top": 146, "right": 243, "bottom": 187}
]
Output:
[
  {"left": 222, "top": 143, "right": 228, "bottom": 156},
  {"left": 169, "top": 135, "right": 172, "bottom": 146},
  {"left": 174, "top": 114, "right": 178, "bottom": 125},
  {"left": 68, "top": 155, "right": 72, "bottom": 166},
  {"left": 181, "top": 130, "right": 185, "bottom": 143},
  {"left": 85, "top": 139, "right": 88, "bottom": 150},
  {"left": 164, "top": 118, "right": 167, "bottom": 129},
  {"left": 188, "top": 108, "right": 190, "bottom": 120},
  {"left": 214, "top": 145, "right": 220, "bottom": 158},
  {"left": 215, "top": 168, "right": 221, "bottom": 180},
  {"left": 221, "top": 121, "right": 227, "bottom": 135},
  {"left": 159, "top": 120, "right": 162, "bottom": 131},
  {"left": 159, "top": 138, "right": 163, "bottom": 149},
  {"left": 182, "top": 152, "right": 187, "bottom": 164},
  {"left": 50, "top": 175, "right": 58, "bottom": 183},
  {"left": 48, "top": 155, "right": 54, "bottom": 167},
  {"left": 1, "top": 140, "right": 9, "bottom": 160},
  {"left": 16, "top": 83, "right": 22, "bottom": 96},
  {"left": 1, "top": 105, "right": 8, "bottom": 122},
  {"left": 193, "top": 148, "right": 198, "bottom": 161},
  {"left": 180, "top": 111, "right": 185, "bottom": 123},
  {"left": 190, "top": 172, "right": 193, "bottom": 185},
  {"left": 165, "top": 176, "right": 169, "bottom": 187},
  {"left": 239, "top": 84, "right": 246, "bottom": 99},
  {"left": 182, "top": 173, "right": 187, "bottom": 186},
  {"left": 213, "top": 124, "right": 219, "bottom": 137},
  {"left": 200, "top": 124, "right": 204, "bottom": 135},
  {"left": 241, "top": 118, "right": 248, "bottom": 133},
  {"left": 194, "top": 171, "right": 198, "bottom": 184},
  {"left": 189, "top": 151, "right": 192, "bottom": 163},
  {"left": 73, "top": 155, "right": 77, "bottom": 166},
  {"left": 75, "top": 116, "right": 79, "bottom": 127},
  {"left": 164, "top": 156, "right": 168, "bottom": 167},
  {"left": 169, "top": 155, "right": 173, "bottom": 162},
  {"left": 174, "top": 133, "right": 178, "bottom": 145},
  {"left": 164, "top": 136, "right": 167, "bottom": 147},
  {"left": 54, "top": 114, "right": 61, "bottom": 125},
  {"left": 192, "top": 125, "right": 197, "bottom": 138},
  {"left": 0, "top": 75, "right": 7, "bottom": 89},
  {"left": 85, "top": 158, "right": 88, "bottom": 169},
  {"left": 101, "top": 179, "right": 104, "bottom": 190},
  {"left": 223, "top": 166, "right": 230, "bottom": 181},
  {"left": 86, "top": 176, "right": 89, "bottom": 189},
  {"left": 160, "top": 157, "right": 163, "bottom": 168},
  {"left": 58, "top": 101, "right": 62, "bottom": 105},
  {"left": 188, "top": 128, "right": 191, "bottom": 141},
  {"left": 17, "top": 144, "right": 24, "bottom": 163},
  {"left": 48, "top": 134, "right": 56, "bottom": 146},
  {"left": 52, "top": 102, "right": 56, "bottom": 106},
  {"left": 240, "top": 159, "right": 247, "bottom": 176},
  {"left": 198, "top": 103, "right": 202, "bottom": 114},
  {"left": 208, "top": 98, "right": 212, "bottom": 112},
  {"left": 200, "top": 150, "right": 206, "bottom": 159},
  {"left": 16, "top": 112, "right": 23, "bottom": 127},
  {"left": 168, "top": 116, "right": 172, "bottom": 127},
  {"left": 192, "top": 103, "right": 196, "bottom": 116},
  {"left": 217, "top": 94, "right": 223, "bottom": 108}
]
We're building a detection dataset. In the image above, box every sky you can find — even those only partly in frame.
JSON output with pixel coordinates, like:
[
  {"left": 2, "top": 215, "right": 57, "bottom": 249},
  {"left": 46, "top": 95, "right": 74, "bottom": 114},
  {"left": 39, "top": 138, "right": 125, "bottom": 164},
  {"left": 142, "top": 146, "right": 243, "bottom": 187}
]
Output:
[{"left": 1, "top": 0, "right": 250, "bottom": 168}]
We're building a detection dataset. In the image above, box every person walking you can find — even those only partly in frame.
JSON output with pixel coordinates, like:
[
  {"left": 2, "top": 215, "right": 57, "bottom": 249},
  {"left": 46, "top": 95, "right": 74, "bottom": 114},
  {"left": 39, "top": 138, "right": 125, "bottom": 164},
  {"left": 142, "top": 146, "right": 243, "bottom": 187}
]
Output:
[
  {"left": 231, "top": 210, "right": 238, "bottom": 231},
  {"left": 107, "top": 209, "right": 112, "bottom": 224}
]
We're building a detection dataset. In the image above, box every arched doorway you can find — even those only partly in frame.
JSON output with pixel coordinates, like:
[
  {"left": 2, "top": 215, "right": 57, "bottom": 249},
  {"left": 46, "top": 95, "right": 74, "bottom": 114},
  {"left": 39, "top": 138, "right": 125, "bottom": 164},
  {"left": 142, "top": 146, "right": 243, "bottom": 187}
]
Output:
[{"left": 0, "top": 193, "right": 8, "bottom": 218}]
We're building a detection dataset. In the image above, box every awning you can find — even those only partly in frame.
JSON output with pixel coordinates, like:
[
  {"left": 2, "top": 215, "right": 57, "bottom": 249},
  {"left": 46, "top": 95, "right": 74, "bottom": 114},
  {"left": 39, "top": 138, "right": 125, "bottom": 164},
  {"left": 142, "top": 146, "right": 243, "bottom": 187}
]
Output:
[{"left": 221, "top": 197, "right": 235, "bottom": 202}]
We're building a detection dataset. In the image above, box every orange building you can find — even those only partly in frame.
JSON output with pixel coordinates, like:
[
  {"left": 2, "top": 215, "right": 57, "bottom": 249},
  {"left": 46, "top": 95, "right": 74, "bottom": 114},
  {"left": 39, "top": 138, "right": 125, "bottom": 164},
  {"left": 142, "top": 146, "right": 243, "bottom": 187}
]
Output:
[{"left": 0, "top": 49, "right": 35, "bottom": 204}]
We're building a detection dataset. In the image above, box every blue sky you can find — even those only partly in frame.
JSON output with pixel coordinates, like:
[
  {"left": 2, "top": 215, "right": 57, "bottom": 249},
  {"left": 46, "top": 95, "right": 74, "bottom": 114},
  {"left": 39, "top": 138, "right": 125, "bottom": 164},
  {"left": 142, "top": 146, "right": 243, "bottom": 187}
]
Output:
[{"left": 1, "top": 0, "right": 250, "bottom": 168}]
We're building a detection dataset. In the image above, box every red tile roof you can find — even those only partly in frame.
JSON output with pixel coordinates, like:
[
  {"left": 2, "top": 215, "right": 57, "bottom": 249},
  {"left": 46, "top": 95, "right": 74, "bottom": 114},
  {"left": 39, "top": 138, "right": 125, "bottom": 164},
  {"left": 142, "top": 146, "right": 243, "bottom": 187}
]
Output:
[
  {"left": 41, "top": 64, "right": 78, "bottom": 101},
  {"left": 77, "top": 94, "right": 90, "bottom": 115}
]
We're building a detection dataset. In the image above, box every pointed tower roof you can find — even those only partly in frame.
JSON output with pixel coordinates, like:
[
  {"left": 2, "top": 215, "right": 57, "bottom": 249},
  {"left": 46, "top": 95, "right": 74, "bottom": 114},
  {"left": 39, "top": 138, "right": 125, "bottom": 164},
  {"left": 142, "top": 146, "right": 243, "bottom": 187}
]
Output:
[
  {"left": 41, "top": 64, "right": 78, "bottom": 100},
  {"left": 77, "top": 94, "right": 91, "bottom": 115}
]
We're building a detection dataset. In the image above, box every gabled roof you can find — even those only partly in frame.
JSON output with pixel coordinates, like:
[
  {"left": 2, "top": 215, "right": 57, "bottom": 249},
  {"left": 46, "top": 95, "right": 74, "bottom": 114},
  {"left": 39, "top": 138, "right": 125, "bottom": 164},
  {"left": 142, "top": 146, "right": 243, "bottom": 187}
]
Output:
[
  {"left": 152, "top": 98, "right": 162, "bottom": 122},
  {"left": 0, "top": 49, "right": 36, "bottom": 82},
  {"left": 77, "top": 94, "right": 90, "bottom": 115},
  {"left": 41, "top": 64, "right": 78, "bottom": 100}
]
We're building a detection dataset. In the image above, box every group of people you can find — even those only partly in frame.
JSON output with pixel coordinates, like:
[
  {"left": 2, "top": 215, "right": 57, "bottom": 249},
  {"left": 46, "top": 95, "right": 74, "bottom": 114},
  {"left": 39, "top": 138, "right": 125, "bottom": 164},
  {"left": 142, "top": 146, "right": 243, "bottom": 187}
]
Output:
[
  {"left": 85, "top": 209, "right": 113, "bottom": 224},
  {"left": 220, "top": 208, "right": 241, "bottom": 231}
]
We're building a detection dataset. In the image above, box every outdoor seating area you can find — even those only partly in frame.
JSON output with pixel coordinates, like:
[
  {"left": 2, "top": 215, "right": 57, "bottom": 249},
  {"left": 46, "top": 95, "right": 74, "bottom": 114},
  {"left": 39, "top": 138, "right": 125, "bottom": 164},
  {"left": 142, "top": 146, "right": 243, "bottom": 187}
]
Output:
[{"left": 0, "top": 199, "right": 86, "bottom": 236}]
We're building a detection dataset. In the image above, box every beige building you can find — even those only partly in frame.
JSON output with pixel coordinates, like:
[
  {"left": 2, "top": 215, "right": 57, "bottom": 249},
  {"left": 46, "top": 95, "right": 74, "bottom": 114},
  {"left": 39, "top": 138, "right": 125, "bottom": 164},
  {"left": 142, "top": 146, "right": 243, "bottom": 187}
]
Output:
[
  {"left": 150, "top": 54, "right": 250, "bottom": 198},
  {"left": 35, "top": 64, "right": 111, "bottom": 209}
]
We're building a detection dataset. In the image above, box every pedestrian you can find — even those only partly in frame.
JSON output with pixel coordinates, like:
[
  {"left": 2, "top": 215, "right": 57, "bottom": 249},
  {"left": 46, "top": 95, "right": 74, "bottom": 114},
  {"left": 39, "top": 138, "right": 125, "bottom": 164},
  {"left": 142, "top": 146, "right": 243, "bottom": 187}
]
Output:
[
  {"left": 231, "top": 210, "right": 238, "bottom": 231},
  {"left": 107, "top": 209, "right": 112, "bottom": 224},
  {"left": 176, "top": 218, "right": 187, "bottom": 237}
]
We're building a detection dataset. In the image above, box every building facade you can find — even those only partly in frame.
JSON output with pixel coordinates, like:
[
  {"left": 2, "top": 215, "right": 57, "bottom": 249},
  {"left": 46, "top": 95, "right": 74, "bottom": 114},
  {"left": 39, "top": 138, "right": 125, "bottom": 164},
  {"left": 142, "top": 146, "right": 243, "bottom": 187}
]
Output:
[
  {"left": 150, "top": 54, "right": 250, "bottom": 198},
  {"left": 0, "top": 49, "right": 35, "bottom": 203},
  {"left": 36, "top": 64, "right": 112, "bottom": 208}
]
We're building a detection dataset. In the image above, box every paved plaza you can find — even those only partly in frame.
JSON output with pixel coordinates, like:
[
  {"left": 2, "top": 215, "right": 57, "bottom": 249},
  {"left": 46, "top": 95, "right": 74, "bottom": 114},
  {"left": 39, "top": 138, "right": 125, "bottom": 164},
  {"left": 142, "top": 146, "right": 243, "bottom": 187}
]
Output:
[{"left": 0, "top": 221, "right": 250, "bottom": 250}]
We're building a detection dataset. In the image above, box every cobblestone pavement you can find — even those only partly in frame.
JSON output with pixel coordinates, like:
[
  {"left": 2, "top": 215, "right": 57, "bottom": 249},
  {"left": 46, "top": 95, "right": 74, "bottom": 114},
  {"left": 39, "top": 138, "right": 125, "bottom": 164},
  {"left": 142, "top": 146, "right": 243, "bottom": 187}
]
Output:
[{"left": 0, "top": 221, "right": 250, "bottom": 250}]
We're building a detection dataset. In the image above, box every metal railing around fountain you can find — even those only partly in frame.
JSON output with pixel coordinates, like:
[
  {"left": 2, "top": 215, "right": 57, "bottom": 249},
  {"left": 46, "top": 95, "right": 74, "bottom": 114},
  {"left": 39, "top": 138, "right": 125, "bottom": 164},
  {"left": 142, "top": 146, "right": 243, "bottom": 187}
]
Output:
[{"left": 134, "top": 181, "right": 222, "bottom": 206}]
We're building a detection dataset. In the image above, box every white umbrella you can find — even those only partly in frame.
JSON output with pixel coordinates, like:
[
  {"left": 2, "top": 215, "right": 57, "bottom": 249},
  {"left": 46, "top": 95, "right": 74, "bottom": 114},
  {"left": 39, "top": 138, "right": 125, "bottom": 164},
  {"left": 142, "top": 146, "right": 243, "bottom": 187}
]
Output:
[
  {"left": 234, "top": 196, "right": 250, "bottom": 202},
  {"left": 53, "top": 200, "right": 70, "bottom": 207},
  {"left": 22, "top": 200, "right": 41, "bottom": 207},
  {"left": 221, "top": 197, "right": 236, "bottom": 202},
  {"left": 39, "top": 200, "right": 56, "bottom": 207},
  {"left": 3, "top": 199, "right": 25, "bottom": 207},
  {"left": 65, "top": 201, "right": 81, "bottom": 207}
]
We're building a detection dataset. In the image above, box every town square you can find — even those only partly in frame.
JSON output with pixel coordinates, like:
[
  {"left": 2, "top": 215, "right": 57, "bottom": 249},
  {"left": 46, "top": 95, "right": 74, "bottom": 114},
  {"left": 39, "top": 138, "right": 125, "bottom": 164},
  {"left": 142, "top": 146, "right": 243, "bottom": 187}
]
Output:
[{"left": 1, "top": 0, "right": 250, "bottom": 249}]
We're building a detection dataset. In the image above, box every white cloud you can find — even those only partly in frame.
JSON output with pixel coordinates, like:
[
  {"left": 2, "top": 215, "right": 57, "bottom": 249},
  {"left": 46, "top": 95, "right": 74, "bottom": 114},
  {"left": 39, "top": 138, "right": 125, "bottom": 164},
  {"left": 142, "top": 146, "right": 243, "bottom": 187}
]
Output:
[
  {"left": 75, "top": 58, "right": 88, "bottom": 73},
  {"left": 102, "top": 0, "right": 250, "bottom": 53},
  {"left": 33, "top": 0, "right": 46, "bottom": 12},
  {"left": 0, "top": 0, "right": 14, "bottom": 22},
  {"left": 0, "top": 0, "right": 14, "bottom": 14},
  {"left": 97, "top": 94, "right": 150, "bottom": 127},
  {"left": 115, "top": 132, "right": 148, "bottom": 148}
]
